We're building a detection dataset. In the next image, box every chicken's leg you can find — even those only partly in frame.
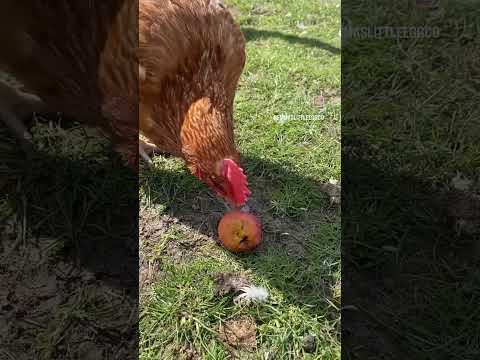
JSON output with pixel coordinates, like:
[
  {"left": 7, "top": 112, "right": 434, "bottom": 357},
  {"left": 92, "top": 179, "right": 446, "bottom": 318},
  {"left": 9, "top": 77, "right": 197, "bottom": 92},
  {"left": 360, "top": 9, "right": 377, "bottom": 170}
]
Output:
[
  {"left": 0, "top": 79, "right": 45, "bottom": 152},
  {"left": 139, "top": 138, "right": 162, "bottom": 165}
]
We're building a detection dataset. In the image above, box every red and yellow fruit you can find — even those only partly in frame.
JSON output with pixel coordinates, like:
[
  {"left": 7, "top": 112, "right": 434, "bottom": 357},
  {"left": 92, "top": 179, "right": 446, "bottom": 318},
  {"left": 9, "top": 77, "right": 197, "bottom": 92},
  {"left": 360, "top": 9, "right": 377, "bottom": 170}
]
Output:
[{"left": 218, "top": 211, "right": 262, "bottom": 253}]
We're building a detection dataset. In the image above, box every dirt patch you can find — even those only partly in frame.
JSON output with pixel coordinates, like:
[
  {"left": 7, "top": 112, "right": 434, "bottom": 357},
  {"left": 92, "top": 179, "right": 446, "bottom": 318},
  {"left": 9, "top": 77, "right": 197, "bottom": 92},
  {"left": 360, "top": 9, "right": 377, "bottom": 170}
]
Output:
[
  {"left": 302, "top": 334, "right": 317, "bottom": 353},
  {"left": 312, "top": 89, "right": 341, "bottom": 111},
  {"left": 232, "top": 195, "right": 334, "bottom": 255},
  {"left": 139, "top": 260, "right": 164, "bottom": 292},
  {"left": 181, "top": 345, "right": 201, "bottom": 360},
  {"left": 318, "top": 180, "right": 341, "bottom": 206},
  {"left": 139, "top": 206, "right": 213, "bottom": 292},
  {"left": 249, "top": 180, "right": 340, "bottom": 254},
  {"left": 218, "top": 316, "right": 257, "bottom": 350},
  {"left": 0, "top": 221, "right": 137, "bottom": 359},
  {"left": 162, "top": 343, "right": 200, "bottom": 360},
  {"left": 139, "top": 180, "right": 338, "bottom": 266},
  {"left": 213, "top": 272, "right": 250, "bottom": 296},
  {"left": 173, "top": 195, "right": 226, "bottom": 238},
  {"left": 342, "top": 263, "right": 411, "bottom": 359},
  {"left": 322, "top": 89, "right": 341, "bottom": 106}
]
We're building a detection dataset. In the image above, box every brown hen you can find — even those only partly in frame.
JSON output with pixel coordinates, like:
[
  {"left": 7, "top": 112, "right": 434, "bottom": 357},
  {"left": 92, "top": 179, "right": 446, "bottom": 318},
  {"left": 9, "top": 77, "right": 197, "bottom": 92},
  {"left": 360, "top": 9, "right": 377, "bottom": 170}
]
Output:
[{"left": 139, "top": 0, "right": 250, "bottom": 206}]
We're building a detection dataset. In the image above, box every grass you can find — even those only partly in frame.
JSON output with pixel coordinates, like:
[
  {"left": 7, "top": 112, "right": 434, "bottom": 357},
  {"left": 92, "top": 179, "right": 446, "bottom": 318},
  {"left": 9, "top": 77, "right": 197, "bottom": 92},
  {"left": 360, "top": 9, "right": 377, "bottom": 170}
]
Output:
[
  {"left": 343, "top": 1, "right": 480, "bottom": 358},
  {"left": 0, "top": 0, "right": 340, "bottom": 358},
  {"left": 139, "top": 0, "right": 341, "bottom": 358},
  {"left": 1, "top": 117, "right": 139, "bottom": 358}
]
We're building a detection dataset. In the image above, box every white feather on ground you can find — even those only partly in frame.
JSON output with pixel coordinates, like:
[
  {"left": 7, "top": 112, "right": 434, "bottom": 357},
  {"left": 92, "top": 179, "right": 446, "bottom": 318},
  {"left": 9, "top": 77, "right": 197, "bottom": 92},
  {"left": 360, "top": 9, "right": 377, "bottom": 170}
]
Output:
[{"left": 234, "top": 285, "right": 269, "bottom": 304}]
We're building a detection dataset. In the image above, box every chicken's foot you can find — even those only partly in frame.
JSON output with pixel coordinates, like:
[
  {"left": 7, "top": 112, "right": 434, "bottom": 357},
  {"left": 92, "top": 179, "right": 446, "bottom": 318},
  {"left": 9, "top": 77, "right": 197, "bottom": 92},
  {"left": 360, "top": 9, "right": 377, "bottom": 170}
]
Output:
[
  {"left": 0, "top": 80, "right": 45, "bottom": 152},
  {"left": 139, "top": 138, "right": 162, "bottom": 165}
]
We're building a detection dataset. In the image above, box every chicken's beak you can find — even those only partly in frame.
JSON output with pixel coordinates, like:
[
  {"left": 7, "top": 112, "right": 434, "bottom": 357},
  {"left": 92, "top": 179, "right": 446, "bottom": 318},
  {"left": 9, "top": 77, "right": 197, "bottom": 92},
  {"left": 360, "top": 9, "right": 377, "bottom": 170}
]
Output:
[{"left": 221, "top": 198, "right": 234, "bottom": 211}]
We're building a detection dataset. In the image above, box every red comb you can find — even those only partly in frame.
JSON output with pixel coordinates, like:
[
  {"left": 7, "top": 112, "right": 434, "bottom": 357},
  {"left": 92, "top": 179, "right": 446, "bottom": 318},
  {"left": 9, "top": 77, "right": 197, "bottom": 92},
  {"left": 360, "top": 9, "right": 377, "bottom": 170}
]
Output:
[{"left": 222, "top": 158, "right": 251, "bottom": 206}]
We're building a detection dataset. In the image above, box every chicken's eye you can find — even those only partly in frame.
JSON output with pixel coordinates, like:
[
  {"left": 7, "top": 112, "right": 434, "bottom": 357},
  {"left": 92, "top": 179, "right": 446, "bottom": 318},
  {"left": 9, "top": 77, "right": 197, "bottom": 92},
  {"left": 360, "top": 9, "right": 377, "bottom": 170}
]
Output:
[
  {"left": 209, "top": 176, "right": 227, "bottom": 195},
  {"left": 211, "top": 176, "right": 222, "bottom": 186}
]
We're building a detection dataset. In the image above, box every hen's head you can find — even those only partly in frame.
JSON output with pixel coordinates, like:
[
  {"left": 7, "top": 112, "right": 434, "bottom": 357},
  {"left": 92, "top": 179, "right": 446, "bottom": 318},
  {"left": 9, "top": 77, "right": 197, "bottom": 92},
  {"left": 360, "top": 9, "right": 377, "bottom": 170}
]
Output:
[
  {"left": 193, "top": 157, "right": 251, "bottom": 207},
  {"left": 178, "top": 97, "right": 251, "bottom": 207}
]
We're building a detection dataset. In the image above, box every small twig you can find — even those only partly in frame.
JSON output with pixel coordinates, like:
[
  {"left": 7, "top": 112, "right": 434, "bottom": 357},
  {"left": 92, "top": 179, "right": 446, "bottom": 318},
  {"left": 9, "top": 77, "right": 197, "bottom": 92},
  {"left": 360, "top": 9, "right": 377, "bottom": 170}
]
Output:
[
  {"left": 20, "top": 317, "right": 47, "bottom": 329},
  {"left": 5, "top": 215, "right": 22, "bottom": 257},
  {"left": 22, "top": 194, "right": 27, "bottom": 248}
]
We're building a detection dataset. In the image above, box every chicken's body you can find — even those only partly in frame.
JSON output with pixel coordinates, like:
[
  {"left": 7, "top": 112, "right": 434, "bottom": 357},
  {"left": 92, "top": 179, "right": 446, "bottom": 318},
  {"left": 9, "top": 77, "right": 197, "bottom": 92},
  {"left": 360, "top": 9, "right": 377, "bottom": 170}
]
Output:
[
  {"left": 0, "top": 0, "right": 250, "bottom": 205},
  {"left": 139, "top": 0, "right": 250, "bottom": 206}
]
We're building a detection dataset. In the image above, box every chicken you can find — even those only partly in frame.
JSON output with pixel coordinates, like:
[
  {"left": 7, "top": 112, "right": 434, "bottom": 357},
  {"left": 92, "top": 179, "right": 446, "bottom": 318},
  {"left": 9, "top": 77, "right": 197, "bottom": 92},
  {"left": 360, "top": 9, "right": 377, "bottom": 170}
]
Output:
[
  {"left": 0, "top": 0, "right": 139, "bottom": 167},
  {"left": 139, "top": 0, "right": 251, "bottom": 207},
  {"left": 0, "top": 0, "right": 251, "bottom": 206}
]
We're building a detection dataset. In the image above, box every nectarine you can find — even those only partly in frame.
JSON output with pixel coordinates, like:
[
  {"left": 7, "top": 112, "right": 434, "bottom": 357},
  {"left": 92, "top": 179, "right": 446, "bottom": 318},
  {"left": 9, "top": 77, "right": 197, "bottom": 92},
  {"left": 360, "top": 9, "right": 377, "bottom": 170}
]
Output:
[{"left": 218, "top": 211, "right": 262, "bottom": 253}]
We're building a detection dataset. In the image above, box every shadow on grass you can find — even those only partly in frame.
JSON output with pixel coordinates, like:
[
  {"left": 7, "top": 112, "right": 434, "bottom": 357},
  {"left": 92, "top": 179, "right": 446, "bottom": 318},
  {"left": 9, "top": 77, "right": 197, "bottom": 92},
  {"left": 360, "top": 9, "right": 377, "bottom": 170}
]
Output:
[
  {"left": 241, "top": 27, "right": 341, "bottom": 54},
  {"left": 140, "top": 153, "right": 340, "bottom": 320},
  {"left": 342, "top": 144, "right": 480, "bottom": 359},
  {"left": 0, "top": 128, "right": 138, "bottom": 357}
]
